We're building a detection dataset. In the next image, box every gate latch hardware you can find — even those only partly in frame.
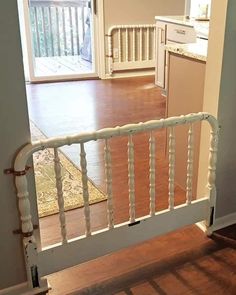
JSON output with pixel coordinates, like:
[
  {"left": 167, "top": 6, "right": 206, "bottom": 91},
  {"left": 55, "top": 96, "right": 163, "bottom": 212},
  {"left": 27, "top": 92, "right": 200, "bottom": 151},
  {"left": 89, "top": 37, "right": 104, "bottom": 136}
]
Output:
[
  {"left": 4, "top": 166, "right": 31, "bottom": 176},
  {"left": 129, "top": 221, "right": 141, "bottom": 227}
]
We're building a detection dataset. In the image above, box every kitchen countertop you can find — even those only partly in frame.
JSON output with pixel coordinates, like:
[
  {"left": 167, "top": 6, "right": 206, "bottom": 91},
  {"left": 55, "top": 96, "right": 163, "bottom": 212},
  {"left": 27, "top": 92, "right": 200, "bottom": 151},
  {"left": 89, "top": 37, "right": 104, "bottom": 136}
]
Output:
[
  {"left": 155, "top": 15, "right": 195, "bottom": 27},
  {"left": 155, "top": 15, "right": 210, "bottom": 39},
  {"left": 165, "top": 38, "right": 208, "bottom": 62}
]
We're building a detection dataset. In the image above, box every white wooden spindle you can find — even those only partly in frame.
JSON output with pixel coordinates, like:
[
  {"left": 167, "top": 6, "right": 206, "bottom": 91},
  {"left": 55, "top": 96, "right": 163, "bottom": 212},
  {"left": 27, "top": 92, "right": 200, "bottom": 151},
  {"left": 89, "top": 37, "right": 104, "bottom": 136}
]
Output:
[
  {"left": 146, "top": 27, "right": 150, "bottom": 61},
  {"left": 118, "top": 28, "right": 122, "bottom": 63},
  {"left": 126, "top": 28, "right": 129, "bottom": 62},
  {"left": 149, "top": 132, "right": 156, "bottom": 216},
  {"left": 139, "top": 27, "right": 143, "bottom": 61},
  {"left": 206, "top": 126, "right": 218, "bottom": 227},
  {"left": 107, "top": 31, "right": 113, "bottom": 75},
  {"left": 15, "top": 176, "right": 34, "bottom": 235},
  {"left": 15, "top": 174, "right": 39, "bottom": 288},
  {"left": 207, "top": 130, "right": 218, "bottom": 194},
  {"left": 80, "top": 143, "right": 91, "bottom": 236},
  {"left": 104, "top": 139, "right": 114, "bottom": 229},
  {"left": 186, "top": 124, "right": 194, "bottom": 205},
  {"left": 128, "top": 135, "right": 135, "bottom": 223},
  {"left": 132, "top": 28, "right": 136, "bottom": 61},
  {"left": 168, "top": 127, "right": 175, "bottom": 210},
  {"left": 54, "top": 148, "right": 67, "bottom": 243},
  {"left": 153, "top": 27, "right": 156, "bottom": 60}
]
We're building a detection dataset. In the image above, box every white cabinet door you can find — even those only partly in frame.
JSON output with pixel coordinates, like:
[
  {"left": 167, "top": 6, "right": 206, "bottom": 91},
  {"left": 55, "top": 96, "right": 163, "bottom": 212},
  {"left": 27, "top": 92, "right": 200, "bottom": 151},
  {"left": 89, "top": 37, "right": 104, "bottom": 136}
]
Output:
[{"left": 155, "top": 21, "right": 166, "bottom": 88}]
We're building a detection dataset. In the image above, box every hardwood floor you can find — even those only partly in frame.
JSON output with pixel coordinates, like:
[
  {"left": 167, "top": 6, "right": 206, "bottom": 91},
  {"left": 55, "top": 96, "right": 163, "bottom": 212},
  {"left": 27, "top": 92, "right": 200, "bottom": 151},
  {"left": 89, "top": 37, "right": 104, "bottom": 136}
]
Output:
[
  {"left": 27, "top": 76, "right": 188, "bottom": 247},
  {"left": 26, "top": 77, "right": 236, "bottom": 294},
  {"left": 46, "top": 224, "right": 236, "bottom": 295}
]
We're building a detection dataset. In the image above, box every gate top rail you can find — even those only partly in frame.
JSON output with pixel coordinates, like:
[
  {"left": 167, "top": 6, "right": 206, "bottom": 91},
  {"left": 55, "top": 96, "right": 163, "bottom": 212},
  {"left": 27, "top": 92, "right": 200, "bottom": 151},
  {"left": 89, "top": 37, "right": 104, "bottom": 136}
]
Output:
[
  {"left": 14, "top": 112, "right": 218, "bottom": 172},
  {"left": 107, "top": 24, "right": 156, "bottom": 36}
]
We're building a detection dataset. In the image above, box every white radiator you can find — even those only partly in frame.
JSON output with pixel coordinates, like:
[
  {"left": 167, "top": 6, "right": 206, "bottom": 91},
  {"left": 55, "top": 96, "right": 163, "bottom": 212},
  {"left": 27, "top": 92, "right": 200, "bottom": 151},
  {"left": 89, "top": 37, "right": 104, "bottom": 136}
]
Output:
[{"left": 107, "top": 24, "right": 156, "bottom": 76}]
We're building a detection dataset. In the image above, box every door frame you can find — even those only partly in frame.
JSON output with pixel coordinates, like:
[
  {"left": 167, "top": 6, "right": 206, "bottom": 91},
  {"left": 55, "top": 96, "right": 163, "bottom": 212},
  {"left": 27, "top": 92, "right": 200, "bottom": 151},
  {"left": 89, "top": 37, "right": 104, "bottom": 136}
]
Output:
[
  {"left": 20, "top": 0, "right": 105, "bottom": 82},
  {"left": 95, "top": 0, "right": 106, "bottom": 79}
]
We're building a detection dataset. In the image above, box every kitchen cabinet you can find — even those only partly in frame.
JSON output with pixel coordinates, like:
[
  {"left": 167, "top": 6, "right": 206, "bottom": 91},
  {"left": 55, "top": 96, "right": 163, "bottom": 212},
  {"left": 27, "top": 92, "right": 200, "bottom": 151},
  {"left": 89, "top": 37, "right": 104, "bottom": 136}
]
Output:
[
  {"left": 166, "top": 49, "right": 206, "bottom": 196},
  {"left": 155, "top": 16, "right": 197, "bottom": 93},
  {"left": 155, "top": 21, "right": 166, "bottom": 89}
]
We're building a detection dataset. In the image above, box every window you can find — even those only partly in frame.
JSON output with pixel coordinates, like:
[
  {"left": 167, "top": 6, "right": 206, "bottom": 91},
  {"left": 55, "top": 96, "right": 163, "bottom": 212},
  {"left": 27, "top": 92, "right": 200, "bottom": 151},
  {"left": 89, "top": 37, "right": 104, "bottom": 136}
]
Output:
[{"left": 190, "top": 0, "right": 211, "bottom": 19}]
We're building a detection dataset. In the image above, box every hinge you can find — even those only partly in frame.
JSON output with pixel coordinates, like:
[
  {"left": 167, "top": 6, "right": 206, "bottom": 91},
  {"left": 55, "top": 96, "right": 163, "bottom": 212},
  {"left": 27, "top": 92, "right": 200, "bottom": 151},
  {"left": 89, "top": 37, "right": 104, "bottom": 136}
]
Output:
[
  {"left": 4, "top": 166, "right": 31, "bottom": 176},
  {"left": 209, "top": 207, "right": 215, "bottom": 226},
  {"left": 31, "top": 265, "right": 40, "bottom": 288},
  {"left": 129, "top": 221, "right": 141, "bottom": 227}
]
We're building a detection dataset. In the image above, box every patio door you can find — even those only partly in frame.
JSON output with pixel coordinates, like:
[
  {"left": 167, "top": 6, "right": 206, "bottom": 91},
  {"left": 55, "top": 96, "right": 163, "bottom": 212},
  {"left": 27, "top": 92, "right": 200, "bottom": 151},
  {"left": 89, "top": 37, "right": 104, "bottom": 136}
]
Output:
[{"left": 22, "top": 0, "right": 100, "bottom": 82}]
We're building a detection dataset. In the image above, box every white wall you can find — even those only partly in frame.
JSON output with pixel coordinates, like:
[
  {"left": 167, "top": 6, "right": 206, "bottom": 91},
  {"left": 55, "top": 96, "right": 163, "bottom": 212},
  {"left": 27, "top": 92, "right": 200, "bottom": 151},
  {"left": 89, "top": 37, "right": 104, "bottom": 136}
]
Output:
[
  {"left": 0, "top": 1, "right": 37, "bottom": 289},
  {"left": 197, "top": 0, "right": 236, "bottom": 219},
  {"left": 104, "top": 0, "right": 185, "bottom": 31},
  {"left": 214, "top": 0, "right": 236, "bottom": 218},
  {"left": 18, "top": 0, "right": 30, "bottom": 81}
]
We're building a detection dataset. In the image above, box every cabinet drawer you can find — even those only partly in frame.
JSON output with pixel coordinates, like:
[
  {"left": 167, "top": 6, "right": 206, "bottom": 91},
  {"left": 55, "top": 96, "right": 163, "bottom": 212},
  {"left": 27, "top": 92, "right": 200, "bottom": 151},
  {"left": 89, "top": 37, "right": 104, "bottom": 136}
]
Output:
[{"left": 167, "top": 23, "right": 196, "bottom": 43}]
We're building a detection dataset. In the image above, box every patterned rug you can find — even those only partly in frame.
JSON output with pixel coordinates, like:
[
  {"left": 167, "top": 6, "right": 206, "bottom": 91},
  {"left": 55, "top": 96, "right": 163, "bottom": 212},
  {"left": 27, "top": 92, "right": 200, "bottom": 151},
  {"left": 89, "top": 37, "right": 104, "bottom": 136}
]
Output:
[{"left": 30, "top": 122, "right": 107, "bottom": 218}]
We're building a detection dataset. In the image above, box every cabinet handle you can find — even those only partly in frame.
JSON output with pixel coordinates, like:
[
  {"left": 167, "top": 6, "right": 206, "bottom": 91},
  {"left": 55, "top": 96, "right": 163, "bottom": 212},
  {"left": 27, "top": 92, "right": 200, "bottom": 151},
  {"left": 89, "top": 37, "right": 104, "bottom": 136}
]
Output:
[
  {"left": 175, "top": 29, "right": 186, "bottom": 35},
  {"left": 158, "top": 28, "right": 165, "bottom": 44}
]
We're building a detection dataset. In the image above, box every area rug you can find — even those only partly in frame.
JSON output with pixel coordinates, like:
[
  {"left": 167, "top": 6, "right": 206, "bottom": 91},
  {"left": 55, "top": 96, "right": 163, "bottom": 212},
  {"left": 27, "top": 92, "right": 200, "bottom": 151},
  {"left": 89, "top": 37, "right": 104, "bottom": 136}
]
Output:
[{"left": 30, "top": 121, "right": 107, "bottom": 218}]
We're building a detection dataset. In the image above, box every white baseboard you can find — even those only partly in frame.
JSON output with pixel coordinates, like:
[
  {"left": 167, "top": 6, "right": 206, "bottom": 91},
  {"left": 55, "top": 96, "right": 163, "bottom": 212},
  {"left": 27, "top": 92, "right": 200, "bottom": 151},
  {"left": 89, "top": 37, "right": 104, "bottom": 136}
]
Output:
[
  {"left": 104, "top": 70, "right": 155, "bottom": 80},
  {"left": 0, "top": 279, "right": 50, "bottom": 295},
  {"left": 196, "top": 212, "right": 236, "bottom": 235},
  {"left": 212, "top": 212, "right": 236, "bottom": 231}
]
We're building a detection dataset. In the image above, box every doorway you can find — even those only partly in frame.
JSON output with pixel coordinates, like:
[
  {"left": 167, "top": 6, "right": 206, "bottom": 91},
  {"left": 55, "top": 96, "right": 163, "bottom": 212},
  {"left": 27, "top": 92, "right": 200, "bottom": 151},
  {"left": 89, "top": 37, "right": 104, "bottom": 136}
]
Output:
[{"left": 20, "top": 0, "right": 100, "bottom": 82}]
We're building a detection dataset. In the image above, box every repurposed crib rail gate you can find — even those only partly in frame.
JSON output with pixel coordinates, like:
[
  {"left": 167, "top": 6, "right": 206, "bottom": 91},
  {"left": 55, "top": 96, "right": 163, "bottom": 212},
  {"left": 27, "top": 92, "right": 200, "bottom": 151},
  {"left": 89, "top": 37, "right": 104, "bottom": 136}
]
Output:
[
  {"left": 14, "top": 113, "right": 218, "bottom": 292},
  {"left": 107, "top": 24, "right": 156, "bottom": 76}
]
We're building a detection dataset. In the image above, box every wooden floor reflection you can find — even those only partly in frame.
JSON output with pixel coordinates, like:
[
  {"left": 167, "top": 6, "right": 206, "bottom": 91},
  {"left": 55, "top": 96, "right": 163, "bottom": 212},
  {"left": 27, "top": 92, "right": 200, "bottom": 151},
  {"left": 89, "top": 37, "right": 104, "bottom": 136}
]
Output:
[{"left": 47, "top": 225, "right": 236, "bottom": 295}]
